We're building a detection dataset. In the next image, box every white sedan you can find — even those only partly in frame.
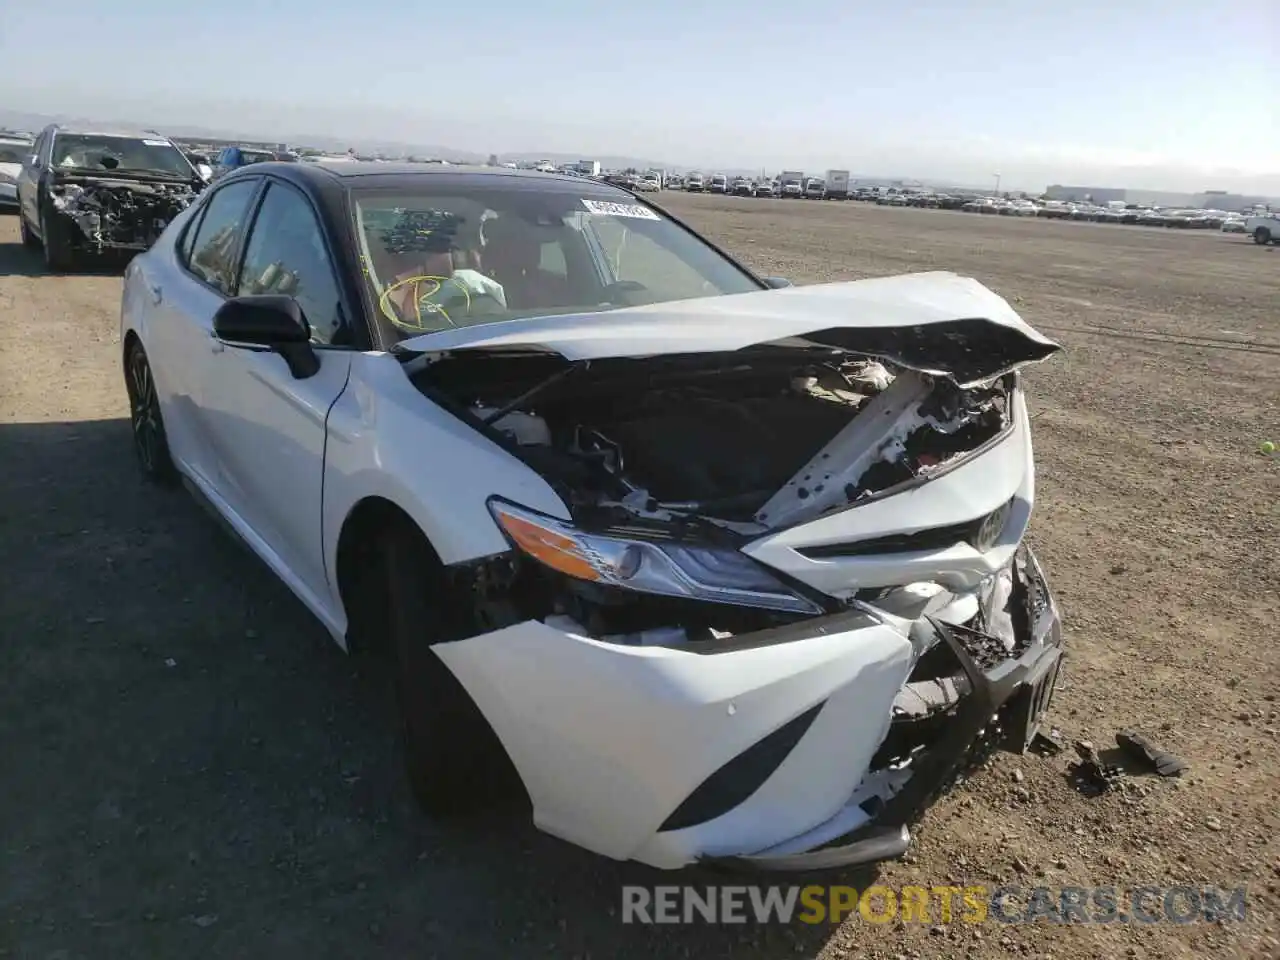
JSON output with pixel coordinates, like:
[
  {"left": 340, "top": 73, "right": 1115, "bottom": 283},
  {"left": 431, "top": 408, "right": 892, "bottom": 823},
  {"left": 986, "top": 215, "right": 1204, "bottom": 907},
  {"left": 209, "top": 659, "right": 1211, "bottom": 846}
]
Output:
[
  {"left": 120, "top": 161, "right": 1065, "bottom": 871},
  {"left": 0, "top": 136, "right": 33, "bottom": 210}
]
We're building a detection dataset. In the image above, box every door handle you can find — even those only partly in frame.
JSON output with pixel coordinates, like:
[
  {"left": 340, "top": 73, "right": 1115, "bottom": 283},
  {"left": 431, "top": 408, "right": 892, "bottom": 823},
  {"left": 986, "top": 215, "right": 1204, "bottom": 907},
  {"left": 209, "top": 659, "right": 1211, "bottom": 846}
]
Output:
[{"left": 209, "top": 333, "right": 225, "bottom": 354}]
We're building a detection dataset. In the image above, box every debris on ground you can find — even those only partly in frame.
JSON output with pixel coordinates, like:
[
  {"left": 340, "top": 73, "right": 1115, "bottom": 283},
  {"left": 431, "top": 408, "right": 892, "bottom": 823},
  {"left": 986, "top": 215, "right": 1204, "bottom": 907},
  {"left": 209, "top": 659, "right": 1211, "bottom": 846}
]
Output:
[
  {"left": 1115, "top": 729, "right": 1188, "bottom": 777},
  {"left": 1067, "top": 739, "right": 1125, "bottom": 795},
  {"left": 1029, "top": 730, "right": 1065, "bottom": 756}
]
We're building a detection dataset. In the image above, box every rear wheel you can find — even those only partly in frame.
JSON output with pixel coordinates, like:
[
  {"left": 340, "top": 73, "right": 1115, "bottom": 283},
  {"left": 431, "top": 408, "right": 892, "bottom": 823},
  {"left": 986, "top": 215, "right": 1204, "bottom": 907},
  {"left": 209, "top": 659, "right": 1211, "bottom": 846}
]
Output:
[
  {"left": 378, "top": 526, "right": 526, "bottom": 817},
  {"left": 124, "top": 343, "right": 178, "bottom": 486},
  {"left": 1254, "top": 227, "right": 1272, "bottom": 246}
]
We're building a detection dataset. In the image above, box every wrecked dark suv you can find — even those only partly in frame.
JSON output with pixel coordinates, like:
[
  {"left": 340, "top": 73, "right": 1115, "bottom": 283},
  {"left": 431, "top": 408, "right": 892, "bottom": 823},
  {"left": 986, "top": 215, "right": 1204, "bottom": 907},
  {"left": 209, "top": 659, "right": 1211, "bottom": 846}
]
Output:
[{"left": 17, "top": 125, "right": 204, "bottom": 271}]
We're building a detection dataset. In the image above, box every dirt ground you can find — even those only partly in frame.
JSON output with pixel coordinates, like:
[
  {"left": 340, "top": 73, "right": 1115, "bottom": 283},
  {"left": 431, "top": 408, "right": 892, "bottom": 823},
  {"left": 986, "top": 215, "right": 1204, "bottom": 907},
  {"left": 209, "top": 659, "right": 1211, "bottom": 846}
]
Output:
[{"left": 1, "top": 196, "right": 1277, "bottom": 959}]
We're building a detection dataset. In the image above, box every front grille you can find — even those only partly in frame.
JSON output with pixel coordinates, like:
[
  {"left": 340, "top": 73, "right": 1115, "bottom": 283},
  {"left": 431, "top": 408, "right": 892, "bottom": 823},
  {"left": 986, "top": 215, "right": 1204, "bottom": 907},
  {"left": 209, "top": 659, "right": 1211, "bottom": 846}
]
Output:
[
  {"left": 798, "top": 517, "right": 983, "bottom": 559},
  {"left": 797, "top": 499, "right": 1013, "bottom": 559}
]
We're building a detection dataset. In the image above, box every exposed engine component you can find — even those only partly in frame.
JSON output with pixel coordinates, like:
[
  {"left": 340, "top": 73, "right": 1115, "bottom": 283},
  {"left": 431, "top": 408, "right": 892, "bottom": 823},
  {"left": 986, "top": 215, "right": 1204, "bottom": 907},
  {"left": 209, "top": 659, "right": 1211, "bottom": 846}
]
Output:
[
  {"left": 51, "top": 181, "right": 195, "bottom": 251},
  {"left": 428, "top": 350, "right": 1012, "bottom": 530}
]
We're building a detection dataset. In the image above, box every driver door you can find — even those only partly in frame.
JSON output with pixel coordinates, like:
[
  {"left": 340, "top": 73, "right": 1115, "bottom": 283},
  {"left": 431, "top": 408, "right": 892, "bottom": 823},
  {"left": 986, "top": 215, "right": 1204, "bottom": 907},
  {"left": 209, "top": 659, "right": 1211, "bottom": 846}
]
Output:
[{"left": 198, "top": 180, "right": 354, "bottom": 611}]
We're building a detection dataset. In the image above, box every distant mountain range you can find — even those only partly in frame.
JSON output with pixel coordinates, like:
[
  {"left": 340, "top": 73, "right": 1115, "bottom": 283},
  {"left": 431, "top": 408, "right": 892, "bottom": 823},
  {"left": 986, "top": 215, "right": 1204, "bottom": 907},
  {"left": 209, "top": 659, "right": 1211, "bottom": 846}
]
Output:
[
  {"left": 0, "top": 107, "right": 997, "bottom": 191},
  {"left": 0, "top": 108, "right": 678, "bottom": 173}
]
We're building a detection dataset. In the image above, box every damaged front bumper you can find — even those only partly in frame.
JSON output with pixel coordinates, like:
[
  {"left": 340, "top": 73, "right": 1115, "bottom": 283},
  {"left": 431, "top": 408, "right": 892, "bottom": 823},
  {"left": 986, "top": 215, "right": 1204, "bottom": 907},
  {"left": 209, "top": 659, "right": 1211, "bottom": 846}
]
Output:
[
  {"left": 433, "top": 543, "right": 1063, "bottom": 872},
  {"left": 49, "top": 178, "right": 196, "bottom": 252},
  {"left": 709, "top": 547, "right": 1063, "bottom": 872}
]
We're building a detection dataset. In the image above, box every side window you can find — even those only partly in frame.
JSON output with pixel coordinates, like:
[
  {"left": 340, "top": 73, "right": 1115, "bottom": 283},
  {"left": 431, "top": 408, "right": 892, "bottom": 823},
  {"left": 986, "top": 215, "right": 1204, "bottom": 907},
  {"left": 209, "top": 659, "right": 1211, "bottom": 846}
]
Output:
[
  {"left": 236, "top": 183, "right": 343, "bottom": 345},
  {"left": 187, "top": 179, "right": 259, "bottom": 294},
  {"left": 178, "top": 202, "right": 207, "bottom": 265}
]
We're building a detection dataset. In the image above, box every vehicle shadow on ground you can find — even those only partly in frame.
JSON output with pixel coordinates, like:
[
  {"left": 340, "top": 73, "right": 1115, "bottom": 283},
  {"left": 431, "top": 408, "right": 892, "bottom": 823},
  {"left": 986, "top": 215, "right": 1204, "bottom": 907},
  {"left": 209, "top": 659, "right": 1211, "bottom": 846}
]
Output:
[
  {"left": 0, "top": 417, "right": 853, "bottom": 959},
  {"left": 0, "top": 239, "right": 128, "bottom": 277}
]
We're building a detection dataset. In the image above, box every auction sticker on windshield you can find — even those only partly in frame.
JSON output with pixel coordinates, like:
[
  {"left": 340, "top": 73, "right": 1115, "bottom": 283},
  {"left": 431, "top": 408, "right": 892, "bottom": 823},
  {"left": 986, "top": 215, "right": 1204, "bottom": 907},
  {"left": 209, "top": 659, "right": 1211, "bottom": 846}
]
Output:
[{"left": 581, "top": 199, "right": 660, "bottom": 220}]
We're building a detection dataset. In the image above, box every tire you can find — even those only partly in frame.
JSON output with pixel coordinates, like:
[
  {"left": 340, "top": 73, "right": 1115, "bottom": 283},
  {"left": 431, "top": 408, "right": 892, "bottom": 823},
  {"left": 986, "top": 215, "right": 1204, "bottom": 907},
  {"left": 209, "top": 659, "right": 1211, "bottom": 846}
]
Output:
[
  {"left": 40, "top": 204, "right": 76, "bottom": 272},
  {"left": 19, "top": 212, "right": 39, "bottom": 250},
  {"left": 380, "top": 526, "right": 526, "bottom": 818},
  {"left": 1254, "top": 228, "right": 1272, "bottom": 246},
  {"left": 124, "top": 343, "right": 179, "bottom": 486}
]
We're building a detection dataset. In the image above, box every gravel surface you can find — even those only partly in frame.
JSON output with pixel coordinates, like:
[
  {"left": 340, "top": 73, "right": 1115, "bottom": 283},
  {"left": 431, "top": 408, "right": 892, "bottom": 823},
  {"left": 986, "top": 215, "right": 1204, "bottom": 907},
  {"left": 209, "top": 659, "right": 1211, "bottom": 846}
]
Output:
[{"left": 1, "top": 197, "right": 1277, "bottom": 959}]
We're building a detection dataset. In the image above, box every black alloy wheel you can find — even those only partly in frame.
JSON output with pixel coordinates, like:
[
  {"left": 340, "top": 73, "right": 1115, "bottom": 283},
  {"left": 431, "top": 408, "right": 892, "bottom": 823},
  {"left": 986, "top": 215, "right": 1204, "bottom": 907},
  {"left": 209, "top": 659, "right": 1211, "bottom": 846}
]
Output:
[{"left": 125, "top": 344, "right": 177, "bottom": 485}]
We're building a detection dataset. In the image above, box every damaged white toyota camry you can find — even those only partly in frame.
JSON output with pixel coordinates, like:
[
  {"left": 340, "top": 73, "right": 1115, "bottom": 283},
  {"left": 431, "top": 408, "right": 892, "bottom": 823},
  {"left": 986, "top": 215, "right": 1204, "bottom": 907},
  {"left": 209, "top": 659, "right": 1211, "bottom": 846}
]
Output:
[{"left": 120, "top": 161, "right": 1064, "bottom": 871}]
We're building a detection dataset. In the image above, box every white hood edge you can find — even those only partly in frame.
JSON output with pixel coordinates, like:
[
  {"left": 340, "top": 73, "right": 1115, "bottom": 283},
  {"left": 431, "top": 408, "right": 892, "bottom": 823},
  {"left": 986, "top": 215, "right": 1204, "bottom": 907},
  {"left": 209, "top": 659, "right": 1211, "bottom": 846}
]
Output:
[{"left": 396, "top": 272, "right": 1061, "bottom": 385}]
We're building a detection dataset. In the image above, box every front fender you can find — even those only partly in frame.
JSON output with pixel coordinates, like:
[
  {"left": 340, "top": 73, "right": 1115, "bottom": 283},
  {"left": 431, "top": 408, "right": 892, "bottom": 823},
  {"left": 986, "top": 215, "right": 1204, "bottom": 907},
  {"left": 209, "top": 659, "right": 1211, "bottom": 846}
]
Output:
[
  {"left": 321, "top": 353, "right": 571, "bottom": 614},
  {"left": 120, "top": 258, "right": 149, "bottom": 351}
]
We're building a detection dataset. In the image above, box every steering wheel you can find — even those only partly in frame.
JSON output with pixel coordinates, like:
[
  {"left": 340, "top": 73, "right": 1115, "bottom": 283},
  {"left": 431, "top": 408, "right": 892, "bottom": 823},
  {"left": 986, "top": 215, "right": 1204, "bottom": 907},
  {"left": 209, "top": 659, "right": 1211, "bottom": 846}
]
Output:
[{"left": 382, "top": 274, "right": 505, "bottom": 331}]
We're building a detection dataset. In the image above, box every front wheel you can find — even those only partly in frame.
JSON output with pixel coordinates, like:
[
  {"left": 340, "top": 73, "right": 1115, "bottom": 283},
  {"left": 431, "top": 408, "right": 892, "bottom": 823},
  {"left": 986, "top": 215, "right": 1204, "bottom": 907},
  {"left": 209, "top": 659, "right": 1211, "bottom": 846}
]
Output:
[
  {"left": 40, "top": 206, "right": 76, "bottom": 272},
  {"left": 381, "top": 527, "right": 526, "bottom": 817},
  {"left": 19, "top": 212, "right": 40, "bottom": 249},
  {"left": 1253, "top": 227, "right": 1272, "bottom": 246},
  {"left": 124, "top": 343, "right": 178, "bottom": 486}
]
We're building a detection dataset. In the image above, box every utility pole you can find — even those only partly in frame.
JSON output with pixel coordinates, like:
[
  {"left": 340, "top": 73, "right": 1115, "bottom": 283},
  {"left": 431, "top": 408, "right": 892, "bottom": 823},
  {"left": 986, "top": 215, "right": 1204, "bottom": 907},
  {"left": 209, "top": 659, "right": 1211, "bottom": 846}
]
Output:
[{"left": 993, "top": 173, "right": 1001, "bottom": 196}]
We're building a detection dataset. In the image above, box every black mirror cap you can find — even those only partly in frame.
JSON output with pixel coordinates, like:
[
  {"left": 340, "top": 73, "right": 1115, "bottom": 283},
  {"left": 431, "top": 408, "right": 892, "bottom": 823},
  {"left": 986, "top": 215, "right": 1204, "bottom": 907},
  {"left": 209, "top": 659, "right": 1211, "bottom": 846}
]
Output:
[
  {"left": 213, "top": 295, "right": 311, "bottom": 346},
  {"left": 763, "top": 276, "right": 793, "bottom": 289}
]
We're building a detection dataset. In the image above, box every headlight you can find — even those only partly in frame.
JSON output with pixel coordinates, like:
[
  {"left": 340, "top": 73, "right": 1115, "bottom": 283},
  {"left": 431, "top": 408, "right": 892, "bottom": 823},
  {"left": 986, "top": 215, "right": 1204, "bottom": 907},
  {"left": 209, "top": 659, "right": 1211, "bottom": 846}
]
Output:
[
  {"left": 0, "top": 171, "right": 15, "bottom": 186},
  {"left": 489, "top": 500, "right": 823, "bottom": 615}
]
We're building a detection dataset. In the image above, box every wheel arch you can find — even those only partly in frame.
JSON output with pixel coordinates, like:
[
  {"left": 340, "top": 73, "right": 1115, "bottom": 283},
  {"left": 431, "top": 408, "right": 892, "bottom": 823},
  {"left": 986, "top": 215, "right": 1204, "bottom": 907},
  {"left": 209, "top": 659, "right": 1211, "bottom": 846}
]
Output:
[
  {"left": 122, "top": 329, "right": 142, "bottom": 372},
  {"left": 334, "top": 495, "right": 447, "bottom": 655}
]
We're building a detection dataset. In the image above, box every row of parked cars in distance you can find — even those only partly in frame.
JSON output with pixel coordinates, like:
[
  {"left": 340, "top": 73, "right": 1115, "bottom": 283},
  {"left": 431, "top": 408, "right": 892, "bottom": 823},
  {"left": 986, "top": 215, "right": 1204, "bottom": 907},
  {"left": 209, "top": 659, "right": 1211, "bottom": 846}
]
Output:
[
  {"left": 577, "top": 167, "right": 1275, "bottom": 243},
  {"left": 677, "top": 173, "right": 845, "bottom": 199},
  {"left": 843, "top": 186, "right": 1268, "bottom": 236},
  {"left": 955, "top": 197, "right": 1259, "bottom": 231}
]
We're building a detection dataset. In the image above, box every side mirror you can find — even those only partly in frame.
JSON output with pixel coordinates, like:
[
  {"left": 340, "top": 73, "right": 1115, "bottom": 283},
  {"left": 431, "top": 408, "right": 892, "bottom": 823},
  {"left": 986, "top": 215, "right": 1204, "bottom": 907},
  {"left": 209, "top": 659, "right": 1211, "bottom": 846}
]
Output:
[
  {"left": 763, "top": 276, "right": 793, "bottom": 289},
  {"left": 27, "top": 154, "right": 38, "bottom": 167},
  {"left": 212, "top": 295, "right": 319, "bottom": 379}
]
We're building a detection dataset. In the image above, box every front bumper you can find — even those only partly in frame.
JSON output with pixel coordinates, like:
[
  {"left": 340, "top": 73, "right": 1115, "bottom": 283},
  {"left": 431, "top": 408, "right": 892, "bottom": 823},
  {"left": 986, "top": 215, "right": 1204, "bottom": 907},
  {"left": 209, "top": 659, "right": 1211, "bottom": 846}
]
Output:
[
  {"left": 48, "top": 180, "right": 196, "bottom": 251},
  {"left": 435, "top": 543, "right": 1063, "bottom": 871},
  {"left": 710, "top": 546, "right": 1063, "bottom": 872}
]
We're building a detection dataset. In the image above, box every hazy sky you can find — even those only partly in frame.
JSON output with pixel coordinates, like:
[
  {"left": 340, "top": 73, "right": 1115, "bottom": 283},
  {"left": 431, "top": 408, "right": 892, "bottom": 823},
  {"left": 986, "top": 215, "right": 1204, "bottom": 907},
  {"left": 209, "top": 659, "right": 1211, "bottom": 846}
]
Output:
[{"left": 3, "top": 0, "right": 1276, "bottom": 192}]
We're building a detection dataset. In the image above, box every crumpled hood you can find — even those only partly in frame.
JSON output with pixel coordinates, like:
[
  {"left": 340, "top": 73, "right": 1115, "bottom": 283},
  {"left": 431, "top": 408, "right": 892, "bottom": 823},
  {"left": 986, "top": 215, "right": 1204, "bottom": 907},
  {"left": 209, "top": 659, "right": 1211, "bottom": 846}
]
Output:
[{"left": 397, "top": 271, "right": 1061, "bottom": 386}]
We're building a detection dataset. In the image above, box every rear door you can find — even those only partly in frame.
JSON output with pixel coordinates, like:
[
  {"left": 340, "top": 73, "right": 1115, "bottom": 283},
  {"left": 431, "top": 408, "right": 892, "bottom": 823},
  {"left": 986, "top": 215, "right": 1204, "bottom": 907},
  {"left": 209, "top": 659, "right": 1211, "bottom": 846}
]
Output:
[
  {"left": 147, "top": 176, "right": 263, "bottom": 484},
  {"left": 197, "top": 178, "right": 354, "bottom": 607}
]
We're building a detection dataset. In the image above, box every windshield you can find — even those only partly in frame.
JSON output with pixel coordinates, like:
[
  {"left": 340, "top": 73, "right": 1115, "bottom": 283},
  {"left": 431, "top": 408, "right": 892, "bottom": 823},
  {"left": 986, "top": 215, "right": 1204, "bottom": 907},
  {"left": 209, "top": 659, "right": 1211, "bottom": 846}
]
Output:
[
  {"left": 51, "top": 134, "right": 192, "bottom": 177},
  {"left": 351, "top": 182, "right": 762, "bottom": 343},
  {"left": 0, "top": 143, "right": 30, "bottom": 164}
]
